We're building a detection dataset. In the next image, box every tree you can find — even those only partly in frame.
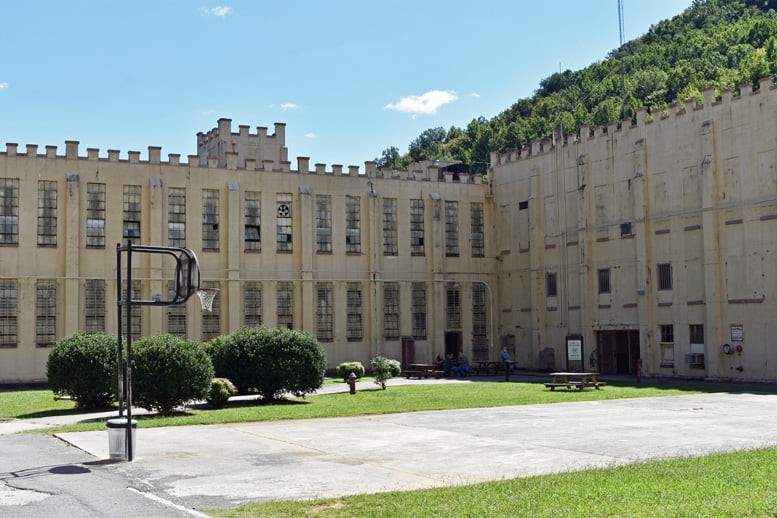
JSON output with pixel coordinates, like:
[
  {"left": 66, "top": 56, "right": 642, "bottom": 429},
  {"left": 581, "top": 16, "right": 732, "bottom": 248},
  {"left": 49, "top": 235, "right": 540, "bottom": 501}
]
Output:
[
  {"left": 408, "top": 127, "right": 447, "bottom": 162},
  {"left": 375, "top": 146, "right": 402, "bottom": 169}
]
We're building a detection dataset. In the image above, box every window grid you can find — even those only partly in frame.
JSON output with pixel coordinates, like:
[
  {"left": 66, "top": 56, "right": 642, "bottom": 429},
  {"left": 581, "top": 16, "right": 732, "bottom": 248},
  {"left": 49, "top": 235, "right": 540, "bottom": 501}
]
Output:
[
  {"left": 38, "top": 181, "right": 57, "bottom": 246},
  {"left": 168, "top": 188, "right": 186, "bottom": 247},
  {"left": 121, "top": 281, "right": 142, "bottom": 340},
  {"left": 316, "top": 283, "right": 334, "bottom": 342},
  {"left": 382, "top": 198, "right": 398, "bottom": 255},
  {"left": 122, "top": 185, "right": 141, "bottom": 244},
  {"left": 445, "top": 201, "right": 459, "bottom": 256},
  {"left": 201, "top": 281, "right": 221, "bottom": 341},
  {"left": 346, "top": 283, "right": 363, "bottom": 341},
  {"left": 598, "top": 268, "right": 611, "bottom": 294},
  {"left": 446, "top": 284, "right": 461, "bottom": 330},
  {"left": 473, "top": 283, "right": 488, "bottom": 338},
  {"left": 411, "top": 283, "right": 427, "bottom": 339},
  {"left": 383, "top": 283, "right": 400, "bottom": 340},
  {"left": 471, "top": 202, "right": 484, "bottom": 257},
  {"left": 0, "top": 280, "right": 18, "bottom": 347},
  {"left": 316, "top": 195, "right": 332, "bottom": 253},
  {"left": 202, "top": 189, "right": 220, "bottom": 250},
  {"left": 86, "top": 183, "right": 105, "bottom": 248},
  {"left": 244, "top": 191, "right": 261, "bottom": 252},
  {"left": 0, "top": 179, "right": 19, "bottom": 245},
  {"left": 345, "top": 195, "right": 361, "bottom": 254},
  {"left": 36, "top": 280, "right": 57, "bottom": 347},
  {"left": 657, "top": 263, "right": 672, "bottom": 290},
  {"left": 276, "top": 193, "right": 293, "bottom": 252},
  {"left": 166, "top": 280, "right": 187, "bottom": 337},
  {"left": 410, "top": 199, "right": 425, "bottom": 256},
  {"left": 546, "top": 272, "right": 558, "bottom": 297},
  {"left": 243, "top": 282, "right": 262, "bottom": 327},
  {"left": 661, "top": 324, "right": 674, "bottom": 343},
  {"left": 660, "top": 324, "right": 674, "bottom": 367},
  {"left": 84, "top": 280, "right": 105, "bottom": 333},
  {"left": 690, "top": 324, "right": 704, "bottom": 344},
  {"left": 277, "top": 282, "right": 294, "bottom": 329}
]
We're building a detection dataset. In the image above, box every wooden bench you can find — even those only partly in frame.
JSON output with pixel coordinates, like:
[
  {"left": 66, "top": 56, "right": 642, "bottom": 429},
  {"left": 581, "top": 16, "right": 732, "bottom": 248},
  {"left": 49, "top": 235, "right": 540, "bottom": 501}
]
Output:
[
  {"left": 402, "top": 364, "right": 444, "bottom": 379},
  {"left": 545, "top": 372, "right": 606, "bottom": 390}
]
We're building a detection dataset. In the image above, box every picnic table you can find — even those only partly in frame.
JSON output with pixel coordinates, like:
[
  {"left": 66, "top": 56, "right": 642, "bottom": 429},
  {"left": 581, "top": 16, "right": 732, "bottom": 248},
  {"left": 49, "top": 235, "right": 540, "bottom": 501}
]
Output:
[
  {"left": 402, "top": 363, "right": 444, "bottom": 379},
  {"left": 545, "top": 372, "right": 606, "bottom": 390},
  {"left": 472, "top": 361, "right": 507, "bottom": 376}
]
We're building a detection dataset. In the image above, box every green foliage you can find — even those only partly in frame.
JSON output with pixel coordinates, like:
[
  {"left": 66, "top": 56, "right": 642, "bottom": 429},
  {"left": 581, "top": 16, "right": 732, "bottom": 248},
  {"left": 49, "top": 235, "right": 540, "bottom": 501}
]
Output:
[
  {"left": 46, "top": 333, "right": 117, "bottom": 410},
  {"left": 206, "top": 378, "right": 237, "bottom": 409},
  {"left": 336, "top": 362, "right": 365, "bottom": 381},
  {"left": 370, "top": 356, "right": 401, "bottom": 390},
  {"left": 131, "top": 335, "right": 214, "bottom": 415}
]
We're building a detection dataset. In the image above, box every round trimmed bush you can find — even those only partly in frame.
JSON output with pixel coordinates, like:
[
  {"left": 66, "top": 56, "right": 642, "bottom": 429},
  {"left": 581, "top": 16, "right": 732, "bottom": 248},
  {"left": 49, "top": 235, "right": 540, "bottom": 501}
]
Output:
[
  {"left": 204, "top": 331, "right": 261, "bottom": 394},
  {"left": 46, "top": 333, "right": 118, "bottom": 409},
  {"left": 336, "top": 362, "right": 365, "bottom": 381},
  {"left": 130, "top": 335, "right": 214, "bottom": 415},
  {"left": 206, "top": 377, "right": 237, "bottom": 409}
]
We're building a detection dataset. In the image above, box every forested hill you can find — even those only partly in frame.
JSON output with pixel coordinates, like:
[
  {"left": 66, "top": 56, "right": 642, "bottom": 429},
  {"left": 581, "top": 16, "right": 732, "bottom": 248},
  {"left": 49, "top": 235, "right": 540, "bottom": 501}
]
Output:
[{"left": 376, "top": 0, "right": 777, "bottom": 173}]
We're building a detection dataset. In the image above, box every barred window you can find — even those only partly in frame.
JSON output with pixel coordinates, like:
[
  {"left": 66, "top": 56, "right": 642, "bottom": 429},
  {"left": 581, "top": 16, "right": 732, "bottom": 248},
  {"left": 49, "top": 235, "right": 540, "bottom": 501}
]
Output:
[
  {"left": 657, "top": 263, "right": 672, "bottom": 290},
  {"left": 621, "top": 222, "right": 633, "bottom": 237},
  {"left": 0, "top": 179, "right": 19, "bottom": 245},
  {"left": 243, "top": 282, "right": 262, "bottom": 327},
  {"left": 277, "top": 282, "right": 294, "bottom": 329},
  {"left": 121, "top": 281, "right": 142, "bottom": 340},
  {"left": 660, "top": 324, "right": 674, "bottom": 368},
  {"left": 202, "top": 189, "right": 220, "bottom": 251},
  {"left": 244, "top": 191, "right": 261, "bottom": 252},
  {"left": 201, "top": 281, "right": 220, "bottom": 341},
  {"left": 546, "top": 273, "right": 558, "bottom": 297},
  {"left": 316, "top": 195, "right": 332, "bottom": 253},
  {"left": 316, "top": 283, "right": 333, "bottom": 342},
  {"left": 38, "top": 181, "right": 57, "bottom": 246},
  {"left": 690, "top": 324, "right": 704, "bottom": 344},
  {"left": 410, "top": 199, "right": 425, "bottom": 256},
  {"left": 660, "top": 324, "right": 674, "bottom": 343},
  {"left": 445, "top": 201, "right": 459, "bottom": 256},
  {"left": 383, "top": 283, "right": 400, "bottom": 340},
  {"left": 471, "top": 202, "right": 484, "bottom": 257},
  {"left": 411, "top": 283, "right": 427, "bottom": 339},
  {"left": 36, "top": 280, "right": 57, "bottom": 347},
  {"left": 598, "top": 268, "right": 611, "bottom": 294},
  {"left": 86, "top": 183, "right": 105, "bottom": 248},
  {"left": 168, "top": 187, "right": 186, "bottom": 247},
  {"left": 84, "top": 279, "right": 105, "bottom": 333},
  {"left": 0, "top": 280, "right": 18, "bottom": 348},
  {"left": 276, "top": 193, "right": 293, "bottom": 252},
  {"left": 383, "top": 198, "right": 398, "bottom": 255},
  {"left": 346, "top": 283, "right": 362, "bottom": 341},
  {"left": 473, "top": 283, "right": 488, "bottom": 338},
  {"left": 446, "top": 283, "right": 461, "bottom": 330},
  {"left": 122, "top": 185, "right": 141, "bottom": 244},
  {"left": 345, "top": 195, "right": 361, "bottom": 254},
  {"left": 166, "top": 281, "right": 187, "bottom": 337}
]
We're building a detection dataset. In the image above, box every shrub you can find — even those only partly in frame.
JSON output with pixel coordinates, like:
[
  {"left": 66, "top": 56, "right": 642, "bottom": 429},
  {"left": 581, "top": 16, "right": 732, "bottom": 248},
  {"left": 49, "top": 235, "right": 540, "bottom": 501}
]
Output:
[
  {"left": 204, "top": 331, "right": 260, "bottom": 394},
  {"left": 370, "top": 356, "right": 401, "bottom": 389},
  {"left": 46, "top": 333, "right": 118, "bottom": 409},
  {"left": 206, "top": 377, "right": 237, "bottom": 409},
  {"left": 130, "top": 335, "right": 214, "bottom": 415},
  {"left": 336, "top": 362, "right": 365, "bottom": 381}
]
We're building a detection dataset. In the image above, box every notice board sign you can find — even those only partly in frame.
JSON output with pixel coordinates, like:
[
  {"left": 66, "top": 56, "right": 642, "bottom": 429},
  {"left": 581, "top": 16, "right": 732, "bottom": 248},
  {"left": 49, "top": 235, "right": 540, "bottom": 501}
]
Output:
[{"left": 566, "top": 335, "right": 583, "bottom": 371}]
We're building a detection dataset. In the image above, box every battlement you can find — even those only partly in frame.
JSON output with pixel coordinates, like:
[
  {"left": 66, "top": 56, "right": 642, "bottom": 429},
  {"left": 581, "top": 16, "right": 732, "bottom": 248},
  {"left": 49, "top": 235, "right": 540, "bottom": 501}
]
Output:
[{"left": 492, "top": 77, "right": 777, "bottom": 167}]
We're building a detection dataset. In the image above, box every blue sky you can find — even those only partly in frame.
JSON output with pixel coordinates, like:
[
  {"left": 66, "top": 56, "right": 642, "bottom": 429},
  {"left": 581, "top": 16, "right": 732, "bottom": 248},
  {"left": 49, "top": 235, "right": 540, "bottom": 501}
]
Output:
[{"left": 1, "top": 1, "right": 691, "bottom": 170}]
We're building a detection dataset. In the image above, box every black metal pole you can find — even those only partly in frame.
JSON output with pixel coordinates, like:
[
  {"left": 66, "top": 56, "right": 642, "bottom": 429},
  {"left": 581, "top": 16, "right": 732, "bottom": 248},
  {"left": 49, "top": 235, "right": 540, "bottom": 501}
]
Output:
[
  {"left": 125, "top": 240, "right": 134, "bottom": 462},
  {"left": 116, "top": 244, "right": 124, "bottom": 418}
]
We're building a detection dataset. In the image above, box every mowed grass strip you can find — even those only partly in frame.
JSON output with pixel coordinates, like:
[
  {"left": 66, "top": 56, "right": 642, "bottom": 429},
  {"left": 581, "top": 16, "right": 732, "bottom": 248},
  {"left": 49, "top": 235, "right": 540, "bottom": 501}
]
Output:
[{"left": 206, "top": 447, "right": 777, "bottom": 518}]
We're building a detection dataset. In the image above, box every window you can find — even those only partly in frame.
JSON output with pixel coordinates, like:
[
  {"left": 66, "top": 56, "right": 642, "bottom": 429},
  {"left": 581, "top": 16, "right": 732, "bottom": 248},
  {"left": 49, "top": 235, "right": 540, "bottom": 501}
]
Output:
[
  {"left": 38, "top": 181, "right": 57, "bottom": 246},
  {"left": 84, "top": 280, "right": 105, "bottom": 333},
  {"left": 445, "top": 201, "right": 459, "bottom": 256},
  {"left": 316, "top": 283, "right": 333, "bottom": 342},
  {"left": 36, "top": 280, "right": 56, "bottom": 347},
  {"left": 202, "top": 189, "right": 219, "bottom": 250},
  {"left": 546, "top": 272, "right": 558, "bottom": 297},
  {"left": 0, "top": 280, "right": 18, "bottom": 347},
  {"left": 411, "top": 283, "right": 427, "bottom": 339},
  {"left": 168, "top": 188, "right": 186, "bottom": 247},
  {"left": 276, "top": 193, "right": 293, "bottom": 252},
  {"left": 201, "top": 281, "right": 220, "bottom": 341},
  {"left": 0, "top": 179, "right": 19, "bottom": 245},
  {"left": 518, "top": 200, "right": 529, "bottom": 210},
  {"left": 122, "top": 185, "right": 141, "bottom": 244},
  {"left": 383, "top": 283, "right": 400, "bottom": 340},
  {"left": 621, "top": 222, "right": 632, "bottom": 236},
  {"left": 86, "top": 183, "right": 105, "bottom": 248},
  {"left": 471, "top": 202, "right": 485, "bottom": 257},
  {"left": 446, "top": 283, "right": 461, "bottom": 330},
  {"left": 598, "top": 268, "right": 611, "bottom": 294},
  {"left": 346, "top": 283, "right": 363, "bottom": 341},
  {"left": 166, "top": 281, "right": 187, "bottom": 337},
  {"left": 244, "top": 191, "right": 261, "bottom": 252},
  {"left": 690, "top": 324, "right": 704, "bottom": 344},
  {"left": 345, "top": 196, "right": 361, "bottom": 254},
  {"left": 316, "top": 195, "right": 332, "bottom": 253},
  {"left": 277, "top": 282, "right": 294, "bottom": 329},
  {"left": 657, "top": 263, "right": 672, "bottom": 290},
  {"left": 473, "top": 283, "right": 488, "bottom": 338},
  {"left": 410, "top": 199, "right": 425, "bottom": 256},
  {"left": 383, "top": 198, "right": 398, "bottom": 255},
  {"left": 243, "top": 282, "right": 262, "bottom": 327},
  {"left": 660, "top": 324, "right": 674, "bottom": 367},
  {"left": 121, "top": 281, "right": 142, "bottom": 340}
]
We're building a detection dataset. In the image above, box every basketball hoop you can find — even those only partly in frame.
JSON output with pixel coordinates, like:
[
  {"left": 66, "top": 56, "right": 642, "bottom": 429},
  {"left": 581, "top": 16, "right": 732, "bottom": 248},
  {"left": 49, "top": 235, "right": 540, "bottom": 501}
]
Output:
[{"left": 196, "top": 288, "right": 219, "bottom": 312}]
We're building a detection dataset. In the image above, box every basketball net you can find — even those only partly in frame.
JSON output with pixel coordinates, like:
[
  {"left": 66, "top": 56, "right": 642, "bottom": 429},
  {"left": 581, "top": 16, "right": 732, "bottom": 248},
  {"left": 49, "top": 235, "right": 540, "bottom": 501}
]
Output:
[{"left": 196, "top": 288, "right": 219, "bottom": 312}]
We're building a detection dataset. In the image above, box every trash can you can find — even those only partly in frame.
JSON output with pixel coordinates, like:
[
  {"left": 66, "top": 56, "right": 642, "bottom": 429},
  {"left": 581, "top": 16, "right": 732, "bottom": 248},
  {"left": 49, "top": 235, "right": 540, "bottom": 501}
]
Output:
[{"left": 106, "top": 417, "right": 137, "bottom": 461}]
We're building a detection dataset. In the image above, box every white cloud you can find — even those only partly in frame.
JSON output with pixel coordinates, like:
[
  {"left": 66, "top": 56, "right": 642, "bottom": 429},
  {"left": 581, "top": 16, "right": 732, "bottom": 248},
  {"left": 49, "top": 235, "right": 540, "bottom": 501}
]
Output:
[
  {"left": 281, "top": 103, "right": 299, "bottom": 111},
  {"left": 384, "top": 90, "right": 458, "bottom": 115},
  {"left": 0, "top": 82, "right": 8, "bottom": 90},
  {"left": 201, "top": 6, "right": 233, "bottom": 17},
  {"left": 468, "top": 92, "right": 480, "bottom": 98},
  {"left": 304, "top": 132, "right": 316, "bottom": 139}
]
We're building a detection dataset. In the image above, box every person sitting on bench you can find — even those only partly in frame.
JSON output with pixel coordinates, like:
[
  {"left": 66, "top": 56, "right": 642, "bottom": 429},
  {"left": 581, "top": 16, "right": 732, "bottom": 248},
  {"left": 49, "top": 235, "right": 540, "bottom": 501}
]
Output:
[{"left": 500, "top": 347, "right": 515, "bottom": 372}]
